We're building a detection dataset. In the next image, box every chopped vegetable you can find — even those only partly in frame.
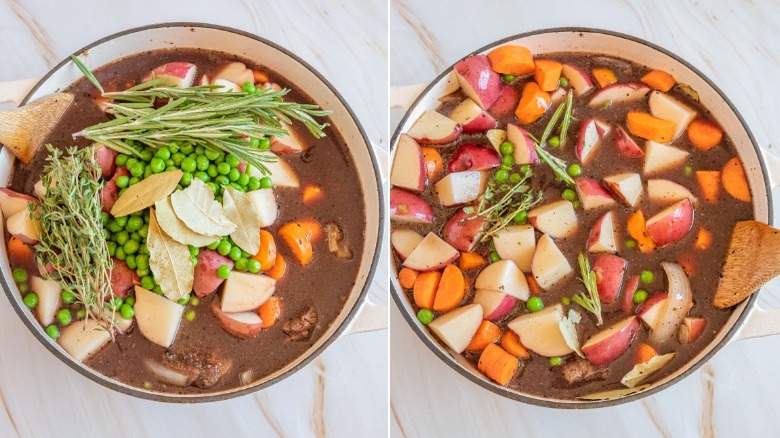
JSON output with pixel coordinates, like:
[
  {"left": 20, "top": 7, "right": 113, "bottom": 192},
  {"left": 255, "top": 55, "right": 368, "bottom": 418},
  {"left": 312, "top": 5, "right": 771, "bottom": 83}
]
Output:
[
  {"left": 257, "top": 296, "right": 282, "bottom": 328},
  {"left": 525, "top": 296, "right": 544, "bottom": 312},
  {"left": 278, "top": 220, "right": 321, "bottom": 266},
  {"left": 696, "top": 170, "right": 721, "bottom": 203},
  {"left": 302, "top": 185, "right": 323, "bottom": 204},
  {"left": 253, "top": 230, "right": 277, "bottom": 271},
  {"left": 466, "top": 320, "right": 502, "bottom": 352},
  {"left": 534, "top": 60, "right": 563, "bottom": 92},
  {"left": 694, "top": 228, "right": 712, "bottom": 250},
  {"left": 266, "top": 254, "right": 287, "bottom": 281},
  {"left": 621, "top": 353, "right": 675, "bottom": 388},
  {"left": 486, "top": 45, "right": 535, "bottom": 75},
  {"left": 592, "top": 68, "right": 617, "bottom": 87},
  {"left": 413, "top": 271, "right": 441, "bottom": 309},
  {"left": 515, "top": 82, "right": 551, "bottom": 124},
  {"left": 398, "top": 267, "right": 419, "bottom": 289},
  {"left": 721, "top": 157, "right": 751, "bottom": 202},
  {"left": 432, "top": 265, "right": 466, "bottom": 312},
  {"left": 634, "top": 343, "right": 657, "bottom": 364},
  {"left": 640, "top": 270, "right": 654, "bottom": 284},
  {"left": 627, "top": 210, "right": 657, "bottom": 253},
  {"left": 626, "top": 111, "right": 675, "bottom": 142},
  {"left": 420, "top": 147, "right": 443, "bottom": 180},
  {"left": 687, "top": 119, "right": 722, "bottom": 150},
  {"left": 501, "top": 330, "right": 530, "bottom": 359},
  {"left": 477, "top": 343, "right": 519, "bottom": 385},
  {"left": 458, "top": 252, "right": 485, "bottom": 270},
  {"left": 641, "top": 70, "right": 676, "bottom": 92},
  {"left": 417, "top": 308, "right": 434, "bottom": 325}
]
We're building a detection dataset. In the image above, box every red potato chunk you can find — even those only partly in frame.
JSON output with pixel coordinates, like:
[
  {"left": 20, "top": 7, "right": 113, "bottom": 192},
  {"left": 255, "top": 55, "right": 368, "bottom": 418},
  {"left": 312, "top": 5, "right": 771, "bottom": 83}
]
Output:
[
  {"left": 447, "top": 144, "right": 501, "bottom": 173},
  {"left": 441, "top": 208, "right": 484, "bottom": 252},
  {"left": 110, "top": 258, "right": 137, "bottom": 298},
  {"left": 101, "top": 166, "right": 129, "bottom": 213},
  {"left": 488, "top": 84, "right": 520, "bottom": 117},
  {"left": 193, "top": 250, "right": 234, "bottom": 298},
  {"left": 95, "top": 144, "right": 118, "bottom": 179},
  {"left": 592, "top": 254, "right": 627, "bottom": 304}
]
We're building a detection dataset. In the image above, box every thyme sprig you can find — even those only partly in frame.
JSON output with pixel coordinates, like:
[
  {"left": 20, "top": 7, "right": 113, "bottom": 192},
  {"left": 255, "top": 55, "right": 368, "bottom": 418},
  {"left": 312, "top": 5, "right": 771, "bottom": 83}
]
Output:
[
  {"left": 34, "top": 144, "right": 117, "bottom": 332},
  {"left": 466, "top": 169, "right": 542, "bottom": 242},
  {"left": 572, "top": 252, "right": 603, "bottom": 325}
]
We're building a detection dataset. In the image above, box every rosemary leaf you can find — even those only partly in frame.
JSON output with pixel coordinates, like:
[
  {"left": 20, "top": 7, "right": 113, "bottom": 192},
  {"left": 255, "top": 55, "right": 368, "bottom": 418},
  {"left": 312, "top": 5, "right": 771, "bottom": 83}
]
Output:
[
  {"left": 572, "top": 252, "right": 603, "bottom": 325},
  {"left": 70, "top": 55, "right": 104, "bottom": 94}
]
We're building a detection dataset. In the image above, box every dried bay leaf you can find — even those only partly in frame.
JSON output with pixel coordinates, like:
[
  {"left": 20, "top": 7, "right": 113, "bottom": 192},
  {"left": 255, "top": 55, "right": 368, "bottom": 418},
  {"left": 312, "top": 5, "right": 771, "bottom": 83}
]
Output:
[
  {"left": 155, "top": 197, "right": 219, "bottom": 247},
  {"left": 110, "top": 170, "right": 183, "bottom": 217},
  {"left": 170, "top": 178, "right": 236, "bottom": 236},
  {"left": 147, "top": 209, "right": 194, "bottom": 301},
  {"left": 222, "top": 186, "right": 260, "bottom": 254}
]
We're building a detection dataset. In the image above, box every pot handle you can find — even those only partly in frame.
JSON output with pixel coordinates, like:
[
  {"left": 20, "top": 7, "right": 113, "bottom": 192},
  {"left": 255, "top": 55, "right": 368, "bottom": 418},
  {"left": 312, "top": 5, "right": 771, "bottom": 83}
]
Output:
[
  {"left": 0, "top": 77, "right": 39, "bottom": 105},
  {"left": 736, "top": 304, "right": 780, "bottom": 340},
  {"left": 760, "top": 147, "right": 780, "bottom": 189},
  {"left": 390, "top": 83, "right": 428, "bottom": 110}
]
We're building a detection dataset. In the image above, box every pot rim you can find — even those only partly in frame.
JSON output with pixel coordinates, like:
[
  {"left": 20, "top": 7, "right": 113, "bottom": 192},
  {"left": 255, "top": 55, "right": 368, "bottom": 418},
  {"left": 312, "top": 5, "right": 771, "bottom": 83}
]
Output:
[
  {"left": 1, "top": 21, "right": 385, "bottom": 403},
  {"left": 389, "top": 26, "right": 772, "bottom": 409}
]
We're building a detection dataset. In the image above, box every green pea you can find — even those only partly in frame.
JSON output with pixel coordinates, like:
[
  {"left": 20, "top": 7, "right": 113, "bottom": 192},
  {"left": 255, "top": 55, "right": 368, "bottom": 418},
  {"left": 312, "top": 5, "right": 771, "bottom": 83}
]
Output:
[
  {"left": 115, "top": 175, "right": 130, "bottom": 188},
  {"left": 125, "top": 255, "right": 137, "bottom": 270},
  {"left": 57, "top": 309, "right": 72, "bottom": 326},
  {"left": 227, "top": 168, "right": 239, "bottom": 182},
  {"left": 417, "top": 308, "right": 435, "bottom": 325},
  {"left": 549, "top": 357, "right": 563, "bottom": 366},
  {"left": 107, "top": 296, "right": 123, "bottom": 311},
  {"left": 562, "top": 189, "right": 577, "bottom": 201},
  {"left": 191, "top": 255, "right": 198, "bottom": 267},
  {"left": 61, "top": 290, "right": 76, "bottom": 304},
  {"left": 526, "top": 296, "right": 544, "bottom": 312},
  {"left": 226, "top": 154, "right": 241, "bottom": 168},
  {"left": 18, "top": 284, "right": 28, "bottom": 293},
  {"left": 684, "top": 165, "right": 693, "bottom": 176},
  {"left": 257, "top": 176, "right": 271, "bottom": 189},
  {"left": 190, "top": 296, "right": 200, "bottom": 306},
  {"left": 76, "top": 308, "right": 87, "bottom": 319},
  {"left": 153, "top": 285, "right": 164, "bottom": 295},
  {"left": 107, "top": 241, "right": 118, "bottom": 257},
  {"left": 129, "top": 162, "right": 144, "bottom": 177},
  {"left": 172, "top": 152, "right": 185, "bottom": 166},
  {"left": 141, "top": 275, "right": 155, "bottom": 290},
  {"left": 549, "top": 136, "right": 561, "bottom": 147},
  {"left": 195, "top": 171, "right": 210, "bottom": 183},
  {"left": 185, "top": 310, "right": 196, "bottom": 322},
  {"left": 115, "top": 247, "right": 126, "bottom": 261},
  {"left": 181, "top": 157, "right": 197, "bottom": 173},
  {"left": 179, "top": 172, "right": 193, "bottom": 187},
  {"left": 138, "top": 224, "right": 149, "bottom": 239},
  {"left": 207, "top": 164, "right": 218, "bottom": 178},
  {"left": 572, "top": 200, "right": 581, "bottom": 209},
  {"left": 502, "top": 154, "right": 515, "bottom": 168},
  {"left": 258, "top": 137, "right": 271, "bottom": 151},
  {"left": 567, "top": 164, "right": 582, "bottom": 177},
  {"left": 217, "top": 264, "right": 231, "bottom": 279},
  {"left": 206, "top": 182, "right": 219, "bottom": 194},
  {"left": 230, "top": 183, "right": 245, "bottom": 192},
  {"left": 168, "top": 142, "right": 180, "bottom": 154},
  {"left": 125, "top": 216, "right": 143, "bottom": 232},
  {"left": 115, "top": 154, "right": 128, "bottom": 167},
  {"left": 241, "top": 249, "right": 251, "bottom": 258},
  {"left": 501, "top": 74, "right": 516, "bottom": 83},
  {"left": 241, "top": 81, "right": 256, "bottom": 94},
  {"left": 125, "top": 157, "right": 138, "bottom": 169},
  {"left": 45, "top": 325, "right": 60, "bottom": 340},
  {"left": 625, "top": 239, "right": 637, "bottom": 249},
  {"left": 123, "top": 240, "right": 140, "bottom": 255},
  {"left": 23, "top": 293, "right": 38, "bottom": 308},
  {"left": 229, "top": 246, "right": 243, "bottom": 261},
  {"left": 237, "top": 173, "right": 250, "bottom": 186},
  {"left": 215, "top": 175, "right": 230, "bottom": 186},
  {"left": 204, "top": 148, "right": 221, "bottom": 161},
  {"left": 234, "top": 258, "right": 248, "bottom": 271},
  {"left": 509, "top": 173, "right": 521, "bottom": 184},
  {"left": 180, "top": 143, "right": 194, "bottom": 155},
  {"left": 101, "top": 211, "right": 110, "bottom": 226},
  {"left": 187, "top": 245, "right": 199, "bottom": 258},
  {"left": 116, "top": 231, "right": 129, "bottom": 246},
  {"left": 155, "top": 147, "right": 171, "bottom": 161},
  {"left": 247, "top": 259, "right": 261, "bottom": 273},
  {"left": 562, "top": 297, "right": 571, "bottom": 306},
  {"left": 12, "top": 267, "right": 27, "bottom": 283},
  {"left": 128, "top": 177, "right": 140, "bottom": 186},
  {"left": 640, "top": 270, "right": 654, "bottom": 284},
  {"left": 633, "top": 289, "right": 648, "bottom": 304},
  {"left": 217, "top": 240, "right": 232, "bottom": 256},
  {"left": 177, "top": 293, "right": 190, "bottom": 305},
  {"left": 559, "top": 77, "right": 569, "bottom": 87},
  {"left": 489, "top": 251, "right": 501, "bottom": 263},
  {"left": 248, "top": 137, "right": 261, "bottom": 148},
  {"left": 136, "top": 268, "right": 149, "bottom": 278},
  {"left": 521, "top": 164, "right": 531, "bottom": 174},
  {"left": 140, "top": 149, "right": 154, "bottom": 162},
  {"left": 248, "top": 176, "right": 261, "bottom": 191},
  {"left": 195, "top": 155, "right": 209, "bottom": 171},
  {"left": 512, "top": 211, "right": 528, "bottom": 224},
  {"left": 150, "top": 158, "right": 165, "bottom": 173},
  {"left": 494, "top": 169, "right": 509, "bottom": 183},
  {"left": 206, "top": 240, "right": 219, "bottom": 251},
  {"left": 119, "top": 303, "right": 135, "bottom": 319},
  {"left": 215, "top": 162, "right": 230, "bottom": 175},
  {"left": 115, "top": 216, "right": 128, "bottom": 228}
]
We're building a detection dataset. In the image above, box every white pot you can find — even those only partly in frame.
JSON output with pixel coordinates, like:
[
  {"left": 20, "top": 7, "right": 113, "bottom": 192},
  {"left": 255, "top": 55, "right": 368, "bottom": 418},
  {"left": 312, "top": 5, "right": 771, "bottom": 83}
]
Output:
[
  {"left": 0, "top": 23, "right": 386, "bottom": 402},
  {"left": 390, "top": 27, "right": 780, "bottom": 408}
]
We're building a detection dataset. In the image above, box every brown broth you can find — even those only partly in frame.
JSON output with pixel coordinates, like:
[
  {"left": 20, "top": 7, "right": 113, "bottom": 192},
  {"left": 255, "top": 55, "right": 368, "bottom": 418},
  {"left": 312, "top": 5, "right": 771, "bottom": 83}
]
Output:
[
  {"left": 392, "top": 53, "right": 753, "bottom": 399},
  {"left": 7, "top": 48, "right": 366, "bottom": 394}
]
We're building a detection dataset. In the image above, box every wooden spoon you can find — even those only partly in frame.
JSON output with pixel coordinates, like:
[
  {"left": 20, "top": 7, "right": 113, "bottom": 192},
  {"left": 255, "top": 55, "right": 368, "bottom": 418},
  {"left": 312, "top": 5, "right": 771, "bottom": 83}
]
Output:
[
  {"left": 714, "top": 220, "right": 780, "bottom": 309},
  {"left": 0, "top": 92, "right": 74, "bottom": 165}
]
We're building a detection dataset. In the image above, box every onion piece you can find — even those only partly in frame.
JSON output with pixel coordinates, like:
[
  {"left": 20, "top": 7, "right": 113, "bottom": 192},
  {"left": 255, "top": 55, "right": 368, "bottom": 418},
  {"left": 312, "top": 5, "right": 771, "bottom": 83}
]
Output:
[
  {"left": 144, "top": 359, "right": 194, "bottom": 387},
  {"left": 239, "top": 369, "right": 254, "bottom": 386},
  {"left": 650, "top": 263, "right": 693, "bottom": 343}
]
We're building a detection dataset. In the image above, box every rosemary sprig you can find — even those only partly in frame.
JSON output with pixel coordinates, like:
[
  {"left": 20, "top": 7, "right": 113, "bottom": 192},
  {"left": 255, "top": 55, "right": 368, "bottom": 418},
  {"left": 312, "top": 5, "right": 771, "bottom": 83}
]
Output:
[
  {"left": 533, "top": 90, "right": 575, "bottom": 186},
  {"left": 70, "top": 57, "right": 331, "bottom": 175},
  {"left": 34, "top": 144, "right": 116, "bottom": 332},
  {"left": 70, "top": 54, "right": 104, "bottom": 94},
  {"left": 467, "top": 169, "right": 542, "bottom": 242},
  {"left": 572, "top": 252, "right": 603, "bottom": 325}
]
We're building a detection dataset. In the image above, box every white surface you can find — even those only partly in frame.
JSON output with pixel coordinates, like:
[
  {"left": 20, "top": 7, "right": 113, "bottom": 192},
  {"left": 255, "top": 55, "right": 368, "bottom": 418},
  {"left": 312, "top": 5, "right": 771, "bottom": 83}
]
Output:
[
  {"left": 390, "top": 1, "right": 780, "bottom": 437},
  {"left": 0, "top": 1, "right": 388, "bottom": 437}
]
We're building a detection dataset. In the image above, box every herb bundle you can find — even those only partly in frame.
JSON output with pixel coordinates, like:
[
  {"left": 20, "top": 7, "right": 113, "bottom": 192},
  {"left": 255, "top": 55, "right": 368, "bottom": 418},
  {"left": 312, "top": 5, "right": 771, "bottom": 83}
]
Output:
[
  {"left": 466, "top": 169, "right": 541, "bottom": 242},
  {"left": 572, "top": 252, "right": 603, "bottom": 325},
  {"left": 532, "top": 90, "right": 575, "bottom": 186}
]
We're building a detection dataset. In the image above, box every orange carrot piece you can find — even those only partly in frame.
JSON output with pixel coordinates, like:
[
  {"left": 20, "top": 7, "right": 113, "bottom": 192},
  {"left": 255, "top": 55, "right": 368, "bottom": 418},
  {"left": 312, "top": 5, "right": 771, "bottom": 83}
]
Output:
[
  {"left": 478, "top": 343, "right": 519, "bottom": 386},
  {"left": 466, "top": 320, "right": 502, "bottom": 352},
  {"left": 7, "top": 236, "right": 35, "bottom": 267},
  {"left": 679, "top": 252, "right": 696, "bottom": 277},
  {"left": 722, "top": 157, "right": 752, "bottom": 202},
  {"left": 592, "top": 68, "right": 617, "bottom": 88},
  {"left": 527, "top": 274, "right": 542, "bottom": 295},
  {"left": 301, "top": 185, "right": 323, "bottom": 204},
  {"left": 501, "top": 330, "right": 531, "bottom": 360},
  {"left": 413, "top": 271, "right": 441, "bottom": 309},
  {"left": 696, "top": 171, "right": 721, "bottom": 203},
  {"left": 626, "top": 111, "right": 675, "bottom": 143},
  {"left": 641, "top": 70, "right": 676, "bottom": 92},
  {"left": 687, "top": 119, "right": 723, "bottom": 150},
  {"left": 252, "top": 230, "right": 277, "bottom": 271},
  {"left": 432, "top": 264, "right": 466, "bottom": 312},
  {"left": 266, "top": 254, "right": 287, "bottom": 280},
  {"left": 398, "top": 267, "right": 419, "bottom": 289},
  {"left": 278, "top": 220, "right": 321, "bottom": 266},
  {"left": 694, "top": 228, "right": 713, "bottom": 250},
  {"left": 253, "top": 70, "right": 270, "bottom": 83},
  {"left": 515, "top": 82, "right": 551, "bottom": 125},
  {"left": 257, "top": 296, "right": 282, "bottom": 328},
  {"left": 458, "top": 252, "right": 485, "bottom": 270},
  {"left": 635, "top": 343, "right": 658, "bottom": 364},
  {"left": 486, "top": 45, "right": 535, "bottom": 75},
  {"left": 627, "top": 210, "right": 656, "bottom": 253},
  {"left": 420, "top": 147, "right": 443, "bottom": 180},
  {"left": 534, "top": 60, "right": 562, "bottom": 92}
]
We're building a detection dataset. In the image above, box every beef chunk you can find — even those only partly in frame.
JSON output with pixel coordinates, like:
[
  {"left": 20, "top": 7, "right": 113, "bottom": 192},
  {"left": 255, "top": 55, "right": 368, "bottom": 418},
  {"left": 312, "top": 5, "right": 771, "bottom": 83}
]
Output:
[
  {"left": 283, "top": 305, "right": 318, "bottom": 341},
  {"left": 558, "top": 359, "right": 608, "bottom": 386},
  {"left": 163, "top": 349, "right": 233, "bottom": 388}
]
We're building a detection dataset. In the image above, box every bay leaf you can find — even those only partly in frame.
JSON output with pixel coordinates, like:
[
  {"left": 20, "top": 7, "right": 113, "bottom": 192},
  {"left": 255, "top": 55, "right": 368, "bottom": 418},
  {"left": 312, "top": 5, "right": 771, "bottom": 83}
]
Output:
[
  {"left": 620, "top": 353, "right": 676, "bottom": 388},
  {"left": 147, "top": 209, "right": 194, "bottom": 302},
  {"left": 576, "top": 384, "right": 651, "bottom": 401},
  {"left": 155, "top": 197, "right": 219, "bottom": 247},
  {"left": 222, "top": 186, "right": 260, "bottom": 254},
  {"left": 110, "top": 170, "right": 183, "bottom": 217},
  {"left": 170, "top": 178, "right": 236, "bottom": 236}
]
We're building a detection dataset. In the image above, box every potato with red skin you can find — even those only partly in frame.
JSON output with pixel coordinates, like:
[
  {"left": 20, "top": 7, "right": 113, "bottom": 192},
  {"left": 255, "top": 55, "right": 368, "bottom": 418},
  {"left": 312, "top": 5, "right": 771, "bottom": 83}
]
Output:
[
  {"left": 678, "top": 317, "right": 707, "bottom": 344},
  {"left": 390, "top": 188, "right": 434, "bottom": 224},
  {"left": 453, "top": 55, "right": 501, "bottom": 109},
  {"left": 575, "top": 177, "right": 615, "bottom": 211},
  {"left": 442, "top": 208, "right": 484, "bottom": 252},
  {"left": 448, "top": 98, "right": 497, "bottom": 132},
  {"left": 193, "top": 250, "right": 234, "bottom": 298},
  {"left": 621, "top": 275, "right": 640, "bottom": 314},
  {"left": 581, "top": 316, "right": 640, "bottom": 365},
  {"left": 592, "top": 254, "right": 627, "bottom": 304},
  {"left": 95, "top": 144, "right": 118, "bottom": 179},
  {"left": 488, "top": 84, "right": 520, "bottom": 117},
  {"left": 211, "top": 301, "right": 264, "bottom": 339},
  {"left": 614, "top": 125, "right": 644, "bottom": 158},
  {"left": 0, "top": 187, "right": 38, "bottom": 218},
  {"left": 110, "top": 258, "right": 137, "bottom": 298},
  {"left": 101, "top": 166, "right": 129, "bottom": 213},
  {"left": 447, "top": 144, "right": 501, "bottom": 173},
  {"left": 645, "top": 199, "right": 694, "bottom": 246},
  {"left": 142, "top": 62, "right": 198, "bottom": 87}
]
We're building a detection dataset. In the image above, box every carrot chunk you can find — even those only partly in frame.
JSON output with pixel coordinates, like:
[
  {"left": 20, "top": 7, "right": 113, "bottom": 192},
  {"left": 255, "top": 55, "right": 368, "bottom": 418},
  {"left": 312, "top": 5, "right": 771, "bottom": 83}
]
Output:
[
  {"left": 696, "top": 170, "right": 721, "bottom": 203},
  {"left": 641, "top": 70, "right": 676, "bottom": 92},
  {"left": 302, "top": 185, "right": 323, "bottom": 204},
  {"left": 266, "top": 254, "right": 287, "bottom": 281},
  {"left": 478, "top": 343, "right": 519, "bottom": 386},
  {"left": 534, "top": 60, "right": 562, "bottom": 92},
  {"left": 694, "top": 228, "right": 713, "bottom": 250},
  {"left": 398, "top": 267, "right": 419, "bottom": 289},
  {"left": 626, "top": 111, "right": 675, "bottom": 142},
  {"left": 278, "top": 220, "right": 321, "bottom": 266},
  {"left": 257, "top": 296, "right": 282, "bottom": 328},
  {"left": 722, "top": 157, "right": 751, "bottom": 202},
  {"left": 253, "top": 230, "right": 277, "bottom": 271},
  {"left": 687, "top": 119, "right": 723, "bottom": 150},
  {"left": 466, "top": 320, "right": 502, "bottom": 352},
  {"left": 420, "top": 147, "right": 443, "bottom": 180},
  {"left": 635, "top": 343, "right": 658, "bottom": 364},
  {"left": 413, "top": 270, "right": 441, "bottom": 309},
  {"left": 627, "top": 210, "right": 656, "bottom": 253},
  {"left": 592, "top": 68, "right": 617, "bottom": 88},
  {"left": 527, "top": 274, "right": 542, "bottom": 295},
  {"left": 679, "top": 252, "right": 696, "bottom": 277},
  {"left": 501, "top": 330, "right": 530, "bottom": 359},
  {"left": 458, "top": 252, "right": 485, "bottom": 270},
  {"left": 7, "top": 236, "right": 35, "bottom": 267},
  {"left": 515, "top": 82, "right": 551, "bottom": 125},
  {"left": 486, "top": 45, "right": 535, "bottom": 75},
  {"left": 432, "top": 264, "right": 466, "bottom": 312}
]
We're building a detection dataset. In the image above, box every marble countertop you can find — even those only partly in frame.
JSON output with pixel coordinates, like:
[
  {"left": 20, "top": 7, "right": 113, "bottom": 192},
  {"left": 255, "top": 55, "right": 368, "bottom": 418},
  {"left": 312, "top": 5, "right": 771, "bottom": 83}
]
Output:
[
  {"left": 0, "top": 1, "right": 388, "bottom": 437},
  {"left": 390, "top": 1, "right": 780, "bottom": 437}
]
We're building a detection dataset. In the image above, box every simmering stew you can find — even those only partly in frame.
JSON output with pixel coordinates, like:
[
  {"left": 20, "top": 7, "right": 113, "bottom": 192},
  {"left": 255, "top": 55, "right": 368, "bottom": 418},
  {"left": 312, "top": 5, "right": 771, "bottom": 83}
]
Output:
[
  {"left": 4, "top": 48, "right": 365, "bottom": 394},
  {"left": 390, "top": 46, "right": 753, "bottom": 399}
]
